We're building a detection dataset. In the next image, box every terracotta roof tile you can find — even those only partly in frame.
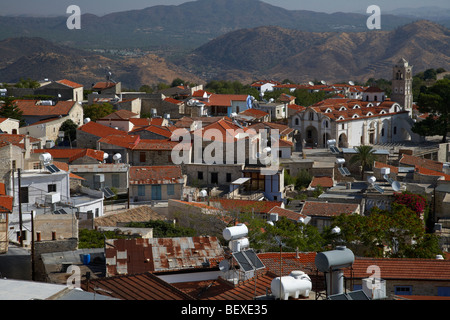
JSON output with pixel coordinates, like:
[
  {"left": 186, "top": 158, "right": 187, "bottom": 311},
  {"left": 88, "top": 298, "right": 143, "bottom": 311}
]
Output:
[
  {"left": 99, "top": 109, "right": 139, "bottom": 120},
  {"left": 310, "top": 176, "right": 334, "bottom": 188},
  {"left": 92, "top": 82, "right": 117, "bottom": 90},
  {"left": 78, "top": 121, "right": 128, "bottom": 138},
  {"left": 415, "top": 165, "right": 450, "bottom": 181},
  {"left": 374, "top": 161, "right": 399, "bottom": 174},
  {"left": 400, "top": 154, "right": 443, "bottom": 172},
  {"left": 346, "top": 257, "right": 450, "bottom": 280},
  {"left": 13, "top": 100, "right": 77, "bottom": 117},
  {"left": 81, "top": 272, "right": 194, "bottom": 300},
  {"left": 213, "top": 199, "right": 282, "bottom": 214},
  {"left": 268, "top": 206, "right": 307, "bottom": 222},
  {"left": 99, "top": 134, "right": 140, "bottom": 149},
  {"left": 129, "top": 166, "right": 184, "bottom": 184},
  {"left": 33, "top": 148, "right": 104, "bottom": 163},
  {"left": 301, "top": 201, "right": 359, "bottom": 217},
  {"left": 56, "top": 79, "right": 83, "bottom": 89},
  {"left": 132, "top": 139, "right": 180, "bottom": 151}
]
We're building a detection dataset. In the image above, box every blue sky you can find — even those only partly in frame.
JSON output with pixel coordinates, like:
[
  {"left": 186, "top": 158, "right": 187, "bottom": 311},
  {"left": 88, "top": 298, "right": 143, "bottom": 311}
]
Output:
[{"left": 2, "top": 0, "right": 450, "bottom": 16}]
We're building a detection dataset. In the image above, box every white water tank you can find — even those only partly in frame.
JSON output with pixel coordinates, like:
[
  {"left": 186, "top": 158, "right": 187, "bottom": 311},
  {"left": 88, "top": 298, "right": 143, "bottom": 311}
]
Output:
[
  {"left": 335, "top": 158, "right": 345, "bottom": 165},
  {"left": 230, "top": 238, "right": 249, "bottom": 252},
  {"left": 380, "top": 167, "right": 390, "bottom": 175},
  {"left": 39, "top": 153, "right": 52, "bottom": 164},
  {"left": 271, "top": 271, "right": 312, "bottom": 300},
  {"left": 367, "top": 176, "right": 376, "bottom": 184},
  {"left": 223, "top": 224, "right": 248, "bottom": 241}
]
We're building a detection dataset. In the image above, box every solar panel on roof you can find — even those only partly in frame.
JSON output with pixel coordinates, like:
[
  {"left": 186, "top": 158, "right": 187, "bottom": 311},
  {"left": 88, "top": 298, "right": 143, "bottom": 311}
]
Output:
[
  {"left": 347, "top": 290, "right": 370, "bottom": 300},
  {"left": 54, "top": 209, "right": 68, "bottom": 215},
  {"left": 232, "top": 249, "right": 265, "bottom": 272},
  {"left": 329, "top": 146, "right": 340, "bottom": 154},
  {"left": 338, "top": 167, "right": 350, "bottom": 176},
  {"left": 373, "top": 183, "right": 384, "bottom": 194},
  {"left": 46, "top": 165, "right": 60, "bottom": 173},
  {"left": 102, "top": 187, "right": 115, "bottom": 199},
  {"left": 242, "top": 249, "right": 265, "bottom": 270}
]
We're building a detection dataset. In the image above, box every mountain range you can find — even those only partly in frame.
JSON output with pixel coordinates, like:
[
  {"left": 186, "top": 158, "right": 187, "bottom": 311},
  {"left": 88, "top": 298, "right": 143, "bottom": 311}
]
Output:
[
  {"left": 178, "top": 20, "right": 450, "bottom": 84},
  {"left": 0, "top": 0, "right": 449, "bottom": 88},
  {"left": 0, "top": 0, "right": 432, "bottom": 54}
]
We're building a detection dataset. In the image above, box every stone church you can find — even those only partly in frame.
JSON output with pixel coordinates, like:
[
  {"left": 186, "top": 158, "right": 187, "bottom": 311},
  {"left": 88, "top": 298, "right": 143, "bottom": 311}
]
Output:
[{"left": 290, "top": 58, "right": 420, "bottom": 149}]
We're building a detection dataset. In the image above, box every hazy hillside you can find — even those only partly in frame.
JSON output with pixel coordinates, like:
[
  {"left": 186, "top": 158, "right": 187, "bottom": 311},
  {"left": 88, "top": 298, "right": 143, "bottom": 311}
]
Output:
[
  {"left": 180, "top": 20, "right": 450, "bottom": 83},
  {"left": 0, "top": 37, "right": 204, "bottom": 89},
  {"left": 0, "top": 0, "right": 417, "bottom": 55}
]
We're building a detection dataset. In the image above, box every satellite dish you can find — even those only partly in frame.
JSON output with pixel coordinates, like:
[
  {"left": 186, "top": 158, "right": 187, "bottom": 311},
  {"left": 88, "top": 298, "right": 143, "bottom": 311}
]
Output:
[
  {"left": 320, "top": 80, "right": 326, "bottom": 85},
  {"left": 84, "top": 118, "right": 91, "bottom": 124},
  {"left": 348, "top": 81, "right": 355, "bottom": 86},
  {"left": 308, "top": 81, "right": 314, "bottom": 86},
  {"left": 392, "top": 181, "right": 401, "bottom": 192}
]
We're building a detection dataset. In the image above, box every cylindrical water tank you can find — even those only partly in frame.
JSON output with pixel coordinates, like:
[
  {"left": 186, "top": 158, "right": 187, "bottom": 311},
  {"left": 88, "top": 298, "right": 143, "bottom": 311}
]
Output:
[
  {"left": 230, "top": 238, "right": 250, "bottom": 252},
  {"left": 271, "top": 271, "right": 312, "bottom": 300},
  {"left": 315, "top": 246, "right": 355, "bottom": 272},
  {"left": 113, "top": 153, "right": 122, "bottom": 161},
  {"left": 223, "top": 224, "right": 248, "bottom": 241},
  {"left": 199, "top": 190, "right": 207, "bottom": 197},
  {"left": 335, "top": 158, "right": 345, "bottom": 165},
  {"left": 380, "top": 167, "right": 390, "bottom": 175},
  {"left": 367, "top": 176, "right": 376, "bottom": 184},
  {"left": 39, "top": 153, "right": 52, "bottom": 163}
]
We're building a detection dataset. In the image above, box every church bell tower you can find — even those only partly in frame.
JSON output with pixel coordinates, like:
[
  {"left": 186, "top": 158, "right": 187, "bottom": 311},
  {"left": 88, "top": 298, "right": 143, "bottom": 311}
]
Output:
[{"left": 391, "top": 58, "right": 413, "bottom": 116}]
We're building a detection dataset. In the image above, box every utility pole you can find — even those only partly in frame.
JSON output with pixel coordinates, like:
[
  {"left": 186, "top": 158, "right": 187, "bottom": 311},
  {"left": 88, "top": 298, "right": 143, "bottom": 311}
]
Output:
[
  {"left": 30, "top": 210, "right": 35, "bottom": 281},
  {"left": 17, "top": 168, "right": 23, "bottom": 247}
]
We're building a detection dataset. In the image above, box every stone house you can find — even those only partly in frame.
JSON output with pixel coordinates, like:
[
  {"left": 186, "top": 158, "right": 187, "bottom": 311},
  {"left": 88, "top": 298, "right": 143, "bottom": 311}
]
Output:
[{"left": 129, "top": 166, "right": 186, "bottom": 202}]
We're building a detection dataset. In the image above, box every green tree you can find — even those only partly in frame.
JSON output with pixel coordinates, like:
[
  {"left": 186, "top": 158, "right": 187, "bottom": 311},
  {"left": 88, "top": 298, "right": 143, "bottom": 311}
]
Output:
[
  {"left": 412, "top": 79, "right": 450, "bottom": 143},
  {"left": 294, "top": 169, "right": 312, "bottom": 190},
  {"left": 83, "top": 103, "right": 115, "bottom": 122},
  {"left": 59, "top": 119, "right": 78, "bottom": 143},
  {"left": 0, "top": 97, "right": 25, "bottom": 126},
  {"left": 349, "top": 145, "right": 377, "bottom": 180},
  {"left": 328, "top": 204, "right": 441, "bottom": 258},
  {"left": 15, "top": 78, "right": 40, "bottom": 89},
  {"left": 126, "top": 220, "right": 197, "bottom": 238}
]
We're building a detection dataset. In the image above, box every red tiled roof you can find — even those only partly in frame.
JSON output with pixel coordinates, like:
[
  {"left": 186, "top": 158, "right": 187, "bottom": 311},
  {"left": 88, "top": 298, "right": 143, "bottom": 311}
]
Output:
[
  {"left": 415, "top": 166, "right": 450, "bottom": 181},
  {"left": 132, "top": 139, "right": 180, "bottom": 151},
  {"left": 258, "top": 252, "right": 317, "bottom": 276},
  {"left": 374, "top": 161, "right": 399, "bottom": 174},
  {"left": 92, "top": 81, "right": 117, "bottom": 90},
  {"left": 99, "top": 134, "right": 140, "bottom": 149},
  {"left": 0, "top": 196, "right": 13, "bottom": 213},
  {"left": 13, "top": 100, "right": 77, "bottom": 116},
  {"left": 98, "top": 109, "right": 139, "bottom": 120},
  {"left": 400, "top": 154, "right": 443, "bottom": 172},
  {"left": 247, "top": 121, "right": 293, "bottom": 136},
  {"left": 207, "top": 94, "right": 248, "bottom": 107},
  {"left": 346, "top": 257, "right": 450, "bottom": 281},
  {"left": 81, "top": 272, "right": 194, "bottom": 300},
  {"left": 56, "top": 79, "right": 83, "bottom": 89},
  {"left": 301, "top": 201, "right": 359, "bottom": 217},
  {"left": 131, "top": 125, "right": 176, "bottom": 139},
  {"left": 364, "top": 86, "right": 384, "bottom": 93},
  {"left": 0, "top": 134, "right": 40, "bottom": 148},
  {"left": 205, "top": 272, "right": 276, "bottom": 300},
  {"left": 213, "top": 199, "right": 283, "bottom": 214},
  {"left": 268, "top": 206, "right": 307, "bottom": 222},
  {"left": 239, "top": 108, "right": 269, "bottom": 119},
  {"left": 310, "top": 176, "right": 334, "bottom": 188},
  {"left": 194, "top": 118, "right": 249, "bottom": 142},
  {"left": 129, "top": 166, "right": 184, "bottom": 184},
  {"left": 78, "top": 121, "right": 128, "bottom": 138},
  {"left": 164, "top": 97, "right": 183, "bottom": 105},
  {"left": 33, "top": 148, "right": 104, "bottom": 163},
  {"left": 288, "top": 104, "right": 306, "bottom": 113}
]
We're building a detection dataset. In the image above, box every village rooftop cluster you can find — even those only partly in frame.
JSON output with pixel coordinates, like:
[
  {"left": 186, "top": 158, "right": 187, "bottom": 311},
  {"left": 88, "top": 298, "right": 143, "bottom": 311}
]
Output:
[{"left": 0, "top": 58, "right": 449, "bottom": 302}]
